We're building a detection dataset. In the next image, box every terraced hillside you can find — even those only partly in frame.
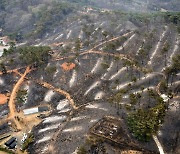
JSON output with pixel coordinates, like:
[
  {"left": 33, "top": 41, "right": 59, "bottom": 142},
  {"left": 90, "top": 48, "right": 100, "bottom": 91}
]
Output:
[{"left": 0, "top": 8, "right": 179, "bottom": 154}]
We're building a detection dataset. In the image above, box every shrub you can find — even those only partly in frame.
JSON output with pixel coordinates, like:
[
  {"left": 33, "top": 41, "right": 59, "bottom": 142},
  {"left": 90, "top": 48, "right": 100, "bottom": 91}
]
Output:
[
  {"left": 21, "top": 133, "right": 34, "bottom": 152},
  {"left": 127, "top": 103, "right": 166, "bottom": 141},
  {"left": 18, "top": 46, "right": 51, "bottom": 65}
]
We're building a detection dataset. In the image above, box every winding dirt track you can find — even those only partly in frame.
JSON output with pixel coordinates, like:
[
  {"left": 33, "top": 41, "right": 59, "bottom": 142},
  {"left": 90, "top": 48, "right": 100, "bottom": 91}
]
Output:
[
  {"left": 55, "top": 49, "right": 149, "bottom": 75},
  {"left": 0, "top": 67, "right": 26, "bottom": 75},
  {"left": 80, "top": 50, "right": 148, "bottom": 72},
  {"left": 53, "top": 31, "right": 149, "bottom": 73},
  {"left": 0, "top": 31, "right": 177, "bottom": 153},
  {"left": 35, "top": 80, "right": 78, "bottom": 110},
  {"left": 54, "top": 31, "right": 133, "bottom": 61},
  {"left": 88, "top": 31, "right": 133, "bottom": 51},
  {"left": 8, "top": 66, "right": 31, "bottom": 130},
  {"left": 13, "top": 70, "right": 78, "bottom": 110}
]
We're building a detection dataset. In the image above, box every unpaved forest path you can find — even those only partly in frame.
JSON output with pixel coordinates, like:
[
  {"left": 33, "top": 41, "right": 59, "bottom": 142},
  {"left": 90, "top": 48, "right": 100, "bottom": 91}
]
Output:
[
  {"left": 80, "top": 50, "right": 148, "bottom": 73},
  {"left": 8, "top": 66, "right": 31, "bottom": 130},
  {"left": 14, "top": 70, "right": 78, "bottom": 110},
  {"left": 54, "top": 32, "right": 149, "bottom": 72},
  {"left": 0, "top": 67, "right": 25, "bottom": 75},
  {"left": 55, "top": 49, "right": 148, "bottom": 74},
  {"left": 54, "top": 31, "right": 133, "bottom": 61},
  {"left": 36, "top": 80, "right": 78, "bottom": 110},
  {"left": 88, "top": 31, "right": 133, "bottom": 51}
]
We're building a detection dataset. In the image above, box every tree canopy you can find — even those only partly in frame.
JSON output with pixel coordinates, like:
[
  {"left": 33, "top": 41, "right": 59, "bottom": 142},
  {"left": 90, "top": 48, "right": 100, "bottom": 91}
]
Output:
[
  {"left": 127, "top": 102, "right": 166, "bottom": 141},
  {"left": 18, "top": 46, "right": 51, "bottom": 65}
]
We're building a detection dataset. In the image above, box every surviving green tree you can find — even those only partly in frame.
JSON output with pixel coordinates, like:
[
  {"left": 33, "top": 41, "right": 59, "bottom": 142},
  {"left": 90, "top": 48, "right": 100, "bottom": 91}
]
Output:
[
  {"left": 127, "top": 102, "right": 166, "bottom": 141},
  {"left": 18, "top": 46, "right": 51, "bottom": 66}
]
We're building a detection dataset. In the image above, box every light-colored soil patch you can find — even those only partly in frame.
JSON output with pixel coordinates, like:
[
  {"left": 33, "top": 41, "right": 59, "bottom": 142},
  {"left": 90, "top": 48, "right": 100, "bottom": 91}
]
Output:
[
  {"left": 63, "top": 126, "right": 83, "bottom": 133},
  {"left": 70, "top": 116, "right": 87, "bottom": 122},
  {"left": 86, "top": 103, "right": 108, "bottom": 111},
  {"left": 148, "top": 26, "right": 168, "bottom": 65},
  {"left": 116, "top": 82, "right": 130, "bottom": 90},
  {"left": 66, "top": 30, "right": 72, "bottom": 39},
  {"left": 0, "top": 77, "right": 4, "bottom": 85},
  {"left": 58, "top": 108, "right": 71, "bottom": 113},
  {"left": 44, "top": 90, "right": 55, "bottom": 102},
  {"left": 69, "top": 70, "right": 77, "bottom": 88},
  {"left": 57, "top": 99, "right": 69, "bottom": 110},
  {"left": 91, "top": 58, "right": 103, "bottom": 74},
  {"left": 101, "top": 61, "right": 114, "bottom": 80},
  {"left": 84, "top": 81, "right": 101, "bottom": 96},
  {"left": 43, "top": 115, "right": 67, "bottom": 124},
  {"left": 54, "top": 34, "right": 64, "bottom": 40},
  {"left": 117, "top": 33, "right": 136, "bottom": 51},
  {"left": 94, "top": 91, "right": 105, "bottom": 100},
  {"left": 121, "top": 150, "right": 143, "bottom": 154},
  {"left": 109, "top": 67, "right": 126, "bottom": 80},
  {"left": 39, "top": 123, "right": 60, "bottom": 133},
  {"left": 37, "top": 136, "right": 51, "bottom": 144}
]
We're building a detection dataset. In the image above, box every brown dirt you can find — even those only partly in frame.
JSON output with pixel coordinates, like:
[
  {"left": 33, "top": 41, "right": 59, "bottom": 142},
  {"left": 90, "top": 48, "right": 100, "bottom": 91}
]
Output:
[
  {"left": 8, "top": 66, "right": 31, "bottom": 130},
  {"left": 121, "top": 150, "right": 143, "bottom": 154},
  {"left": 36, "top": 80, "right": 78, "bottom": 110},
  {"left": 61, "top": 62, "right": 76, "bottom": 71},
  {"left": 0, "top": 94, "right": 8, "bottom": 105},
  {"left": 51, "top": 42, "right": 64, "bottom": 47}
]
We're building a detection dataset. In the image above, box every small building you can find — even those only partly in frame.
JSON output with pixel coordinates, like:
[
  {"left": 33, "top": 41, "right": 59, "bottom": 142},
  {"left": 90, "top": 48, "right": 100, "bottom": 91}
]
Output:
[
  {"left": 23, "top": 105, "right": 49, "bottom": 115},
  {"left": 5, "top": 137, "right": 16, "bottom": 147},
  {"left": 5, "top": 137, "right": 17, "bottom": 149},
  {"left": 38, "top": 106, "right": 49, "bottom": 112},
  {"left": 23, "top": 107, "right": 39, "bottom": 115},
  {"left": 9, "top": 141, "right": 17, "bottom": 149}
]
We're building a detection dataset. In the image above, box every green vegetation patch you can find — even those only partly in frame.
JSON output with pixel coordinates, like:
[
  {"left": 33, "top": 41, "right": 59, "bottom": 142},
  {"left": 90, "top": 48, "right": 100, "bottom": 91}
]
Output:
[
  {"left": 30, "top": 2, "right": 75, "bottom": 38},
  {"left": 21, "top": 133, "right": 34, "bottom": 152},
  {"left": 0, "top": 145, "right": 15, "bottom": 154},
  {"left": 16, "top": 89, "right": 28, "bottom": 104},
  {"left": 77, "top": 146, "right": 87, "bottom": 154},
  {"left": 45, "top": 66, "right": 57, "bottom": 74},
  {"left": 18, "top": 46, "right": 51, "bottom": 65},
  {"left": 165, "top": 54, "right": 180, "bottom": 75},
  {"left": 127, "top": 102, "right": 166, "bottom": 141}
]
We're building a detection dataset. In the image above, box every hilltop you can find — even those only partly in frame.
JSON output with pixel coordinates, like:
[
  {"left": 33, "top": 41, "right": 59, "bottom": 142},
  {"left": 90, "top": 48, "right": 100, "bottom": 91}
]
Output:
[{"left": 0, "top": 1, "right": 179, "bottom": 154}]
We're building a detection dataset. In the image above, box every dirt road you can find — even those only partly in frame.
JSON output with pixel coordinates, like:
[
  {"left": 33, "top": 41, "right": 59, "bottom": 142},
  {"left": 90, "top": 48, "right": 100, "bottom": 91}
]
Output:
[
  {"left": 0, "top": 67, "right": 26, "bottom": 75},
  {"left": 8, "top": 66, "right": 31, "bottom": 130},
  {"left": 36, "top": 80, "right": 78, "bottom": 110},
  {"left": 89, "top": 31, "right": 133, "bottom": 51}
]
